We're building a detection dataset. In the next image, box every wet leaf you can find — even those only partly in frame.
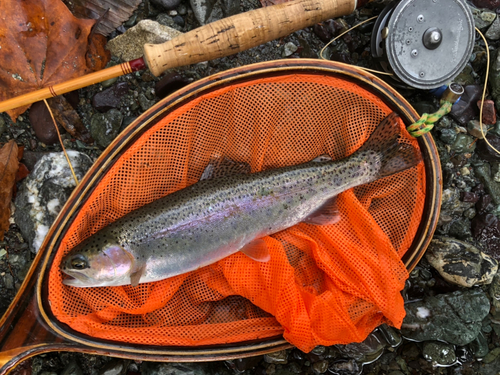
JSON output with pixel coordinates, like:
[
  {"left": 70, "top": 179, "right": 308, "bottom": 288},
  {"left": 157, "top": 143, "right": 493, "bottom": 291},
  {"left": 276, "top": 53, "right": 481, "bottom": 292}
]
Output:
[
  {"left": 0, "top": 0, "right": 95, "bottom": 120},
  {"left": 47, "top": 96, "right": 94, "bottom": 143},
  {"left": 87, "top": 33, "right": 111, "bottom": 72},
  {"left": 0, "top": 141, "right": 19, "bottom": 240},
  {"left": 64, "top": 0, "right": 142, "bottom": 36}
]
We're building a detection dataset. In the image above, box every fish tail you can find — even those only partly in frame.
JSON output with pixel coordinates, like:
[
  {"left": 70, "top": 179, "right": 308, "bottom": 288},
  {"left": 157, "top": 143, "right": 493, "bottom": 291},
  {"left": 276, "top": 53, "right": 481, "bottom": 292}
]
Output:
[{"left": 359, "top": 112, "right": 422, "bottom": 178}]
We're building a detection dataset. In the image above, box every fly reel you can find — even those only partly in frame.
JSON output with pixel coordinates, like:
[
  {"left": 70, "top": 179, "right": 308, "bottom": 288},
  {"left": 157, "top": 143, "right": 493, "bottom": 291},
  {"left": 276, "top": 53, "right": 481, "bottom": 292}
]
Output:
[{"left": 371, "top": 0, "right": 475, "bottom": 89}]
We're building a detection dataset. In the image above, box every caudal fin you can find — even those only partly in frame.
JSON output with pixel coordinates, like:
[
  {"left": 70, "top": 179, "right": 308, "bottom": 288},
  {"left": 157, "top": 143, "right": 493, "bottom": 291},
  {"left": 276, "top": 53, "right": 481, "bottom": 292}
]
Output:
[{"left": 359, "top": 112, "right": 422, "bottom": 178}]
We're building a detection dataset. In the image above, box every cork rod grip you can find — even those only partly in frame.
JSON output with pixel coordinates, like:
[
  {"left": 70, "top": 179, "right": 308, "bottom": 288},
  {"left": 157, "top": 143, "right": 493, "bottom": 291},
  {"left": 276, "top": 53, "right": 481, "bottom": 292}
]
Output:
[{"left": 143, "top": 0, "right": 358, "bottom": 76}]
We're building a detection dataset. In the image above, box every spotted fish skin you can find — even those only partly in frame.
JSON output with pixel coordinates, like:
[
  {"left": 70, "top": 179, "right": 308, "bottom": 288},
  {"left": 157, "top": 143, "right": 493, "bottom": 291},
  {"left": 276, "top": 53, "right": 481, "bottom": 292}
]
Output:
[{"left": 61, "top": 113, "right": 421, "bottom": 287}]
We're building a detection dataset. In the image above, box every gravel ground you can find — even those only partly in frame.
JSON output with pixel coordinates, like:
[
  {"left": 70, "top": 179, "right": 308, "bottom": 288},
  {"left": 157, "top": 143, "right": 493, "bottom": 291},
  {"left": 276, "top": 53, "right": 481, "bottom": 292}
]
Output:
[{"left": 2, "top": 0, "right": 500, "bottom": 374}]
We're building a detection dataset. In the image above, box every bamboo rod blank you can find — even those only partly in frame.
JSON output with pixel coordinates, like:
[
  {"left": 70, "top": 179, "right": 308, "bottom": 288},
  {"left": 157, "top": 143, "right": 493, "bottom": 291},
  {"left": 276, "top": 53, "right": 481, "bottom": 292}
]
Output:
[
  {"left": 143, "top": 0, "right": 357, "bottom": 76},
  {"left": 0, "top": 62, "right": 139, "bottom": 113}
]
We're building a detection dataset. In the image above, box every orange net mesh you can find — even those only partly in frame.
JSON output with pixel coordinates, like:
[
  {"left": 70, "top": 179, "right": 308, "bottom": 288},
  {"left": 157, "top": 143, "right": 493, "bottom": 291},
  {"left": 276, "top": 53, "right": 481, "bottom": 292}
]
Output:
[{"left": 48, "top": 73, "right": 425, "bottom": 352}]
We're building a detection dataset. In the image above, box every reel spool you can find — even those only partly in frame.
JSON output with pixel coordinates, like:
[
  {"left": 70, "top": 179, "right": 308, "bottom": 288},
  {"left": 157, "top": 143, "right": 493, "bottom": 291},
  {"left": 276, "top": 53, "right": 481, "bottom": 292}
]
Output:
[{"left": 371, "top": 0, "right": 475, "bottom": 89}]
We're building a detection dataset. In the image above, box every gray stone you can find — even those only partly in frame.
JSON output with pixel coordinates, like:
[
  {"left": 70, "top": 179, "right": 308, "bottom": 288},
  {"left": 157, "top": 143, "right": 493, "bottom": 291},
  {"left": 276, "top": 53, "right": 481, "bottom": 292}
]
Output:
[
  {"left": 472, "top": 7, "right": 497, "bottom": 29},
  {"left": 90, "top": 109, "right": 124, "bottom": 148},
  {"left": 190, "top": 0, "right": 240, "bottom": 25},
  {"left": 3, "top": 273, "right": 14, "bottom": 289},
  {"left": 264, "top": 350, "right": 288, "bottom": 364},
  {"left": 282, "top": 42, "right": 298, "bottom": 57},
  {"left": 425, "top": 236, "right": 498, "bottom": 287},
  {"left": 151, "top": 0, "right": 181, "bottom": 10},
  {"left": 335, "top": 328, "right": 387, "bottom": 363},
  {"left": 140, "top": 362, "right": 209, "bottom": 375},
  {"left": 468, "top": 119, "right": 490, "bottom": 139},
  {"left": 61, "top": 361, "right": 83, "bottom": 375},
  {"left": 99, "top": 360, "right": 128, "bottom": 375},
  {"left": 106, "top": 20, "right": 182, "bottom": 62},
  {"left": 448, "top": 218, "right": 473, "bottom": 239},
  {"left": 156, "top": 14, "right": 183, "bottom": 31},
  {"left": 489, "top": 49, "right": 500, "bottom": 111},
  {"left": 470, "top": 331, "right": 489, "bottom": 358},
  {"left": 439, "top": 128, "right": 457, "bottom": 144},
  {"left": 138, "top": 93, "right": 156, "bottom": 112},
  {"left": 422, "top": 341, "right": 456, "bottom": 366},
  {"left": 450, "top": 133, "right": 476, "bottom": 153},
  {"left": 327, "top": 360, "right": 360, "bottom": 375},
  {"left": 490, "top": 271, "right": 500, "bottom": 321},
  {"left": 400, "top": 289, "right": 490, "bottom": 345},
  {"left": 312, "top": 360, "right": 328, "bottom": 374},
  {"left": 486, "top": 16, "right": 500, "bottom": 40},
  {"left": 14, "top": 152, "right": 93, "bottom": 252},
  {"left": 474, "top": 163, "right": 500, "bottom": 205},
  {"left": 478, "top": 347, "right": 500, "bottom": 375}
]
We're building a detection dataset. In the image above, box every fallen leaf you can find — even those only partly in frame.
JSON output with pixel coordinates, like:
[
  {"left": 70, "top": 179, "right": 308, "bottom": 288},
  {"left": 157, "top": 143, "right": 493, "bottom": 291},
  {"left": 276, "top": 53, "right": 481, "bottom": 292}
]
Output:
[
  {"left": 0, "top": 0, "right": 95, "bottom": 120},
  {"left": 64, "top": 0, "right": 142, "bottom": 36},
  {"left": 47, "top": 96, "right": 94, "bottom": 143},
  {"left": 87, "top": 33, "right": 111, "bottom": 72},
  {"left": 0, "top": 141, "right": 19, "bottom": 240}
]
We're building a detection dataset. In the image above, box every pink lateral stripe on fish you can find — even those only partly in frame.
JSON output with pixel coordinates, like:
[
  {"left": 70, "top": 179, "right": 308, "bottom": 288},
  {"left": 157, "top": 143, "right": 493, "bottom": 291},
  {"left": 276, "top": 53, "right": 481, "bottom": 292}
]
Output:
[{"left": 61, "top": 112, "right": 421, "bottom": 287}]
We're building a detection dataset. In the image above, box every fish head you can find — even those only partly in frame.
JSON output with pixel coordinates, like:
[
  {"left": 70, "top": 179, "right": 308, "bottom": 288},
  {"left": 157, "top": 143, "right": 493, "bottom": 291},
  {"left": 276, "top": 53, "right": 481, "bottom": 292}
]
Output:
[{"left": 60, "top": 233, "right": 135, "bottom": 287}]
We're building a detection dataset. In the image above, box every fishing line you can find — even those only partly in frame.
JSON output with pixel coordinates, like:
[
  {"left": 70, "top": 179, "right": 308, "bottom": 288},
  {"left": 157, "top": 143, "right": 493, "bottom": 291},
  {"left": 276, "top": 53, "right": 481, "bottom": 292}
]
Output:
[
  {"left": 319, "top": 15, "right": 393, "bottom": 76},
  {"left": 43, "top": 99, "right": 80, "bottom": 185},
  {"left": 476, "top": 27, "right": 500, "bottom": 156}
]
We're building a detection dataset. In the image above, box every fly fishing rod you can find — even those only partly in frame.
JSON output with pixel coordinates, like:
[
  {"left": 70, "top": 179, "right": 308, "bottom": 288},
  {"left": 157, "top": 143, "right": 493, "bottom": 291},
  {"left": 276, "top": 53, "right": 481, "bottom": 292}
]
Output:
[
  {"left": 0, "top": 0, "right": 475, "bottom": 113},
  {"left": 0, "top": 0, "right": 367, "bottom": 113}
]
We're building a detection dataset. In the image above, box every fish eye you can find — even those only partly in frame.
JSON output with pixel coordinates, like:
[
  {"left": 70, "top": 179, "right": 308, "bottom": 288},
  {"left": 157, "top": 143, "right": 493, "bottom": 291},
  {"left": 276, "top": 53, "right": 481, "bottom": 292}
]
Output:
[{"left": 70, "top": 255, "right": 88, "bottom": 270}]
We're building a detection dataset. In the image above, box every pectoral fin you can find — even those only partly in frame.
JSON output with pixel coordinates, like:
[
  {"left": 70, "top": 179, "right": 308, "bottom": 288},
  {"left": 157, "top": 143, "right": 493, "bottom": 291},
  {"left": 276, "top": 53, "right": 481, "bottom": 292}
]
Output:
[
  {"left": 240, "top": 239, "right": 271, "bottom": 262},
  {"left": 303, "top": 196, "right": 341, "bottom": 225},
  {"left": 130, "top": 264, "right": 146, "bottom": 287}
]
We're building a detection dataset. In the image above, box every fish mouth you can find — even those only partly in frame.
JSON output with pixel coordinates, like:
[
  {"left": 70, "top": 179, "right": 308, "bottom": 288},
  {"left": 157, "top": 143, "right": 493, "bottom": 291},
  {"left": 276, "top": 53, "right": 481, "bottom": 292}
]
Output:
[{"left": 61, "top": 270, "right": 94, "bottom": 287}]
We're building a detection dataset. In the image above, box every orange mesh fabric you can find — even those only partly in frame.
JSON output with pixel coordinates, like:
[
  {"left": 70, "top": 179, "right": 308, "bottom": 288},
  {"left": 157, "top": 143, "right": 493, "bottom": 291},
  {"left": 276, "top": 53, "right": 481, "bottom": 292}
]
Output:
[{"left": 48, "top": 73, "right": 425, "bottom": 352}]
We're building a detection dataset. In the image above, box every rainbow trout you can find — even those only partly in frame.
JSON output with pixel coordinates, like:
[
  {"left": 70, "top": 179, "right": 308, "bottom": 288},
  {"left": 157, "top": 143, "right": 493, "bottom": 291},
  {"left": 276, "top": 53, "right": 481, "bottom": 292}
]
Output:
[{"left": 61, "top": 113, "right": 421, "bottom": 287}]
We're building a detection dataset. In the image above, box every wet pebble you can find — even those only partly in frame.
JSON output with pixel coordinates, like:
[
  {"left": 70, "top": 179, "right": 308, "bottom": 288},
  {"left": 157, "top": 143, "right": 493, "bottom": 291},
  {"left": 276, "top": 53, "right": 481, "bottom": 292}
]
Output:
[
  {"left": 106, "top": 20, "right": 182, "bottom": 61},
  {"left": 450, "top": 133, "right": 476, "bottom": 153},
  {"left": 438, "top": 128, "right": 457, "bottom": 144},
  {"left": 477, "top": 134, "right": 500, "bottom": 162},
  {"left": 90, "top": 109, "right": 124, "bottom": 148},
  {"left": 472, "top": 8, "right": 497, "bottom": 30},
  {"left": 468, "top": 119, "right": 489, "bottom": 139},
  {"left": 327, "top": 359, "right": 360, "bottom": 375},
  {"left": 450, "top": 85, "right": 483, "bottom": 125},
  {"left": 92, "top": 82, "right": 130, "bottom": 113},
  {"left": 335, "top": 329, "right": 386, "bottom": 363},
  {"left": 470, "top": 331, "right": 489, "bottom": 358},
  {"left": 14, "top": 151, "right": 92, "bottom": 251},
  {"left": 151, "top": 0, "right": 181, "bottom": 10},
  {"left": 264, "top": 350, "right": 288, "bottom": 365},
  {"left": 155, "top": 72, "right": 191, "bottom": 99},
  {"left": 61, "top": 361, "right": 83, "bottom": 375},
  {"left": 425, "top": 236, "right": 498, "bottom": 287},
  {"left": 474, "top": 163, "right": 500, "bottom": 204},
  {"left": 422, "top": 341, "right": 456, "bottom": 366},
  {"left": 28, "top": 101, "right": 60, "bottom": 145},
  {"left": 140, "top": 362, "right": 208, "bottom": 375},
  {"left": 138, "top": 93, "right": 156, "bottom": 111},
  {"left": 311, "top": 360, "right": 328, "bottom": 374},
  {"left": 3, "top": 273, "right": 14, "bottom": 289},
  {"left": 282, "top": 42, "right": 298, "bottom": 57},
  {"left": 486, "top": 15, "right": 500, "bottom": 40},
  {"left": 156, "top": 13, "right": 183, "bottom": 31},
  {"left": 401, "top": 289, "right": 490, "bottom": 345},
  {"left": 448, "top": 218, "right": 472, "bottom": 239},
  {"left": 472, "top": 213, "right": 500, "bottom": 259},
  {"left": 477, "top": 99, "right": 497, "bottom": 124},
  {"left": 98, "top": 359, "right": 128, "bottom": 375},
  {"left": 190, "top": 0, "right": 217, "bottom": 25}
]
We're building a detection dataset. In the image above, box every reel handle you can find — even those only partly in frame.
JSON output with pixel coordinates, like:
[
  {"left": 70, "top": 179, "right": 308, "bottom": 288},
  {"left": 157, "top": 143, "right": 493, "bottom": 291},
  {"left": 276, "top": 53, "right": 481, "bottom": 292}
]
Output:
[{"left": 143, "top": 0, "right": 361, "bottom": 76}]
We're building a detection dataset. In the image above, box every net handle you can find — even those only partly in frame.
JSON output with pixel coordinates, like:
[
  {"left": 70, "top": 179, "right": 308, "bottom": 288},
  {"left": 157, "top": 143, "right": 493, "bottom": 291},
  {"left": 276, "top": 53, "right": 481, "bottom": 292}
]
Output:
[{"left": 143, "top": 0, "right": 364, "bottom": 76}]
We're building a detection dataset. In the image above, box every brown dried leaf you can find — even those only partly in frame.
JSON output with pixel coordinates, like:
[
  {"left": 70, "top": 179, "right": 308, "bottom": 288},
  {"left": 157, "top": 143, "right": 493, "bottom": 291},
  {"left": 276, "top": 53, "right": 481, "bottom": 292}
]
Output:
[
  {"left": 87, "top": 33, "right": 111, "bottom": 71},
  {"left": 0, "top": 141, "right": 19, "bottom": 240},
  {"left": 47, "top": 96, "right": 94, "bottom": 143},
  {"left": 0, "top": 0, "right": 95, "bottom": 120},
  {"left": 64, "top": 0, "right": 142, "bottom": 36}
]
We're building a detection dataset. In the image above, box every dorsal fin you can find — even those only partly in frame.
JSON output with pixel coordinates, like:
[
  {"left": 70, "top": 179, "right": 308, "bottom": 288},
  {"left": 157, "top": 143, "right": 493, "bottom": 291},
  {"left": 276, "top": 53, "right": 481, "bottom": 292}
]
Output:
[{"left": 200, "top": 154, "right": 251, "bottom": 180}]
